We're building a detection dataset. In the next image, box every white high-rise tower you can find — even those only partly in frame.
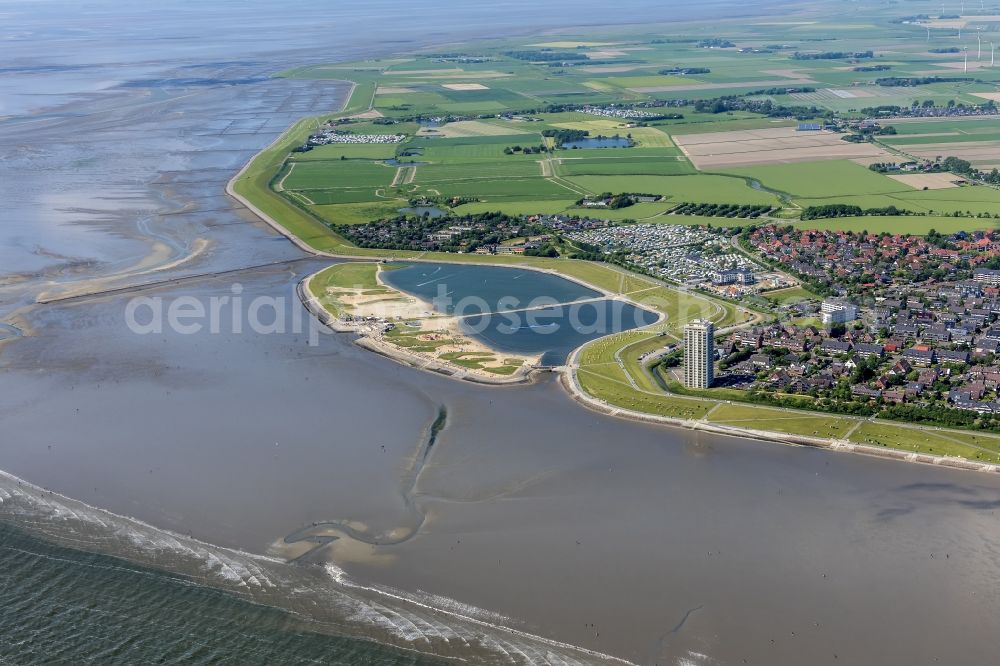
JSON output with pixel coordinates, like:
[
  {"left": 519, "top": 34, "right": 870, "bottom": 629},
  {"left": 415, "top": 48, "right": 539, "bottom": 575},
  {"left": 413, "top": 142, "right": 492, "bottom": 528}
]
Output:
[{"left": 683, "top": 320, "right": 715, "bottom": 389}]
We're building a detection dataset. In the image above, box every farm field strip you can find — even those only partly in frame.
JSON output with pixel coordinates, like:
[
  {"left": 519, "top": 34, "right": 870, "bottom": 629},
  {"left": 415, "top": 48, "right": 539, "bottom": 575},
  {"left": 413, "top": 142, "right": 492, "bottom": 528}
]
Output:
[{"left": 675, "top": 129, "right": 893, "bottom": 168}]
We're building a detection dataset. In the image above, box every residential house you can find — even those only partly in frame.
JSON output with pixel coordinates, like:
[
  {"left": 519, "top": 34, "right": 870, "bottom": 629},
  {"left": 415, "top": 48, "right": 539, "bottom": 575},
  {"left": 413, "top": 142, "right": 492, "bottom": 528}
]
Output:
[
  {"left": 902, "top": 347, "right": 936, "bottom": 366},
  {"left": 853, "top": 343, "right": 884, "bottom": 358},
  {"left": 820, "top": 339, "right": 852, "bottom": 354}
]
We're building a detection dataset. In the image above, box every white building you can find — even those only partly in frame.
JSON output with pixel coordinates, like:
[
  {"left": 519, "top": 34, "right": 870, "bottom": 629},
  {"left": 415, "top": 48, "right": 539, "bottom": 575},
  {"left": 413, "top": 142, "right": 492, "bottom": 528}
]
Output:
[
  {"left": 684, "top": 319, "right": 715, "bottom": 389},
  {"left": 821, "top": 300, "right": 859, "bottom": 326},
  {"left": 973, "top": 268, "right": 1000, "bottom": 286}
]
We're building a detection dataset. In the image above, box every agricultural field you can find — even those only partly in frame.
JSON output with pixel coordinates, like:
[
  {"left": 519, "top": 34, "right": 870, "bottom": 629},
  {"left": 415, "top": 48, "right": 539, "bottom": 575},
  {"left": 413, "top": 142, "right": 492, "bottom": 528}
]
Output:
[
  {"left": 565, "top": 174, "right": 780, "bottom": 205},
  {"left": 270, "top": 17, "right": 1000, "bottom": 235},
  {"left": 724, "top": 160, "right": 909, "bottom": 198},
  {"left": 674, "top": 127, "right": 891, "bottom": 169}
]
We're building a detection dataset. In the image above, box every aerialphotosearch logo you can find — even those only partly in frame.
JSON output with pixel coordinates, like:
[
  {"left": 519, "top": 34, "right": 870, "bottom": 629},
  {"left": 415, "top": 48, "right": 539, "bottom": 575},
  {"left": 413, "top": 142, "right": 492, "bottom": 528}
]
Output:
[
  {"left": 123, "top": 280, "right": 661, "bottom": 345},
  {"left": 124, "top": 283, "right": 333, "bottom": 346},
  {"left": 429, "top": 284, "right": 652, "bottom": 336}
]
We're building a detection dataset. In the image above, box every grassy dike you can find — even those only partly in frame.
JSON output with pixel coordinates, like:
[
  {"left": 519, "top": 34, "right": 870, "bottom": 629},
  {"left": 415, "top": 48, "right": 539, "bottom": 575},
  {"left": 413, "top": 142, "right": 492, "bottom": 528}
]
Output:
[
  {"left": 572, "top": 330, "right": 1000, "bottom": 468},
  {"left": 228, "top": 84, "right": 1000, "bottom": 474}
]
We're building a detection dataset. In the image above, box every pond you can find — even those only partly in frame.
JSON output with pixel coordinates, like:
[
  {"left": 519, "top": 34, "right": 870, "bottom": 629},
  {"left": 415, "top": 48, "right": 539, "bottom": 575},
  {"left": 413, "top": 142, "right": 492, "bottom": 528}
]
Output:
[
  {"left": 397, "top": 206, "right": 447, "bottom": 218},
  {"left": 561, "top": 137, "right": 633, "bottom": 149}
]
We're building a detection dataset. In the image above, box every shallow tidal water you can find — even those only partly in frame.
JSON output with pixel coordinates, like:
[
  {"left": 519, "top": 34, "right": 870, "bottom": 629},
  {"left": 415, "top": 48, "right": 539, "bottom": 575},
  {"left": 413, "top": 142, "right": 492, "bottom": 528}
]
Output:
[{"left": 2, "top": 1, "right": 1000, "bottom": 665}]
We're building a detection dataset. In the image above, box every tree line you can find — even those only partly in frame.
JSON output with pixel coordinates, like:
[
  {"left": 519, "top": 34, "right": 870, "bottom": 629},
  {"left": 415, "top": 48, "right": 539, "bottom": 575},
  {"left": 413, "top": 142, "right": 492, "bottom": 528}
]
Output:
[
  {"left": 800, "top": 204, "right": 915, "bottom": 220},
  {"left": 792, "top": 50, "right": 873, "bottom": 60}
]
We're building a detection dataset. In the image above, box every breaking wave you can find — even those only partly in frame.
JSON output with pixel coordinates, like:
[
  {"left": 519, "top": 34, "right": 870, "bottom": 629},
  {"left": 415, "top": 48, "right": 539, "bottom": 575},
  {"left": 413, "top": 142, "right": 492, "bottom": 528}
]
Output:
[{"left": 0, "top": 469, "right": 635, "bottom": 665}]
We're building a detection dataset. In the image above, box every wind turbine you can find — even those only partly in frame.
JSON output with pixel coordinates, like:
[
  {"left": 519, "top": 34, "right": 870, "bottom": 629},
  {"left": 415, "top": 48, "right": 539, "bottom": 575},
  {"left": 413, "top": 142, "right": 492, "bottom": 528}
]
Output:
[
  {"left": 927, "top": 26, "right": 932, "bottom": 41},
  {"left": 964, "top": 47, "right": 969, "bottom": 73},
  {"left": 992, "top": 42, "right": 996, "bottom": 67},
  {"left": 978, "top": 29, "right": 982, "bottom": 60}
]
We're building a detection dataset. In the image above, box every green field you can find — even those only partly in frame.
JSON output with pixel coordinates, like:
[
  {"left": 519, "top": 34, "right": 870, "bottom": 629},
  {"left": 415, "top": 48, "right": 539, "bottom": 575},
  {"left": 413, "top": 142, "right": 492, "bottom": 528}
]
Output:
[
  {"left": 282, "top": 161, "right": 397, "bottom": 190},
  {"left": 762, "top": 285, "right": 820, "bottom": 305},
  {"left": 725, "top": 161, "right": 906, "bottom": 199},
  {"left": 309, "top": 262, "right": 382, "bottom": 293},
  {"left": 291, "top": 144, "right": 400, "bottom": 160},
  {"left": 557, "top": 156, "right": 694, "bottom": 177},
  {"left": 271, "top": 42, "right": 1000, "bottom": 237},
  {"left": 565, "top": 174, "right": 780, "bottom": 204}
]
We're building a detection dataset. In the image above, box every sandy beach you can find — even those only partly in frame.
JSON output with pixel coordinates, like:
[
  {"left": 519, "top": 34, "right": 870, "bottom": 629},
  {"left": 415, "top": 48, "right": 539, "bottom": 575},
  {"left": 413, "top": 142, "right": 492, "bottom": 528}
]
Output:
[{"left": 299, "top": 268, "right": 540, "bottom": 384}]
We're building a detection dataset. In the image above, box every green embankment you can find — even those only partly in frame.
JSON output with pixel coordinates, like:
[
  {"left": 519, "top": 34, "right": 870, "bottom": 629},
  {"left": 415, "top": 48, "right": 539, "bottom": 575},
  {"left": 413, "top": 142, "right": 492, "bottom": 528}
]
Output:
[
  {"left": 849, "top": 422, "right": 1000, "bottom": 463},
  {"left": 707, "top": 404, "right": 856, "bottom": 439}
]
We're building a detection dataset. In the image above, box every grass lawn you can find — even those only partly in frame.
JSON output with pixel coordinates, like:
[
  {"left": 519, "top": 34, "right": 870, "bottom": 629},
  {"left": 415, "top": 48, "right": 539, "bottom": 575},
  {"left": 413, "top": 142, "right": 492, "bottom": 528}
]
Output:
[
  {"left": 707, "top": 404, "right": 856, "bottom": 438},
  {"left": 414, "top": 160, "right": 543, "bottom": 182},
  {"left": 849, "top": 422, "right": 1000, "bottom": 463},
  {"left": 282, "top": 161, "right": 398, "bottom": 190},
  {"left": 308, "top": 262, "right": 392, "bottom": 315},
  {"left": 309, "top": 262, "right": 383, "bottom": 292},
  {"left": 453, "top": 200, "right": 576, "bottom": 216},
  {"left": 292, "top": 144, "right": 399, "bottom": 160},
  {"left": 557, "top": 157, "right": 694, "bottom": 177},
  {"left": 384, "top": 327, "right": 452, "bottom": 353},
  {"left": 763, "top": 286, "right": 821, "bottom": 304},
  {"left": 431, "top": 178, "right": 574, "bottom": 199},
  {"left": 602, "top": 75, "right": 703, "bottom": 89},
  {"left": 310, "top": 201, "right": 407, "bottom": 226},
  {"left": 295, "top": 188, "right": 388, "bottom": 205},
  {"left": 725, "top": 160, "right": 906, "bottom": 199},
  {"left": 577, "top": 366, "right": 715, "bottom": 419},
  {"left": 617, "top": 334, "right": 674, "bottom": 393},
  {"left": 565, "top": 174, "right": 780, "bottom": 205}
]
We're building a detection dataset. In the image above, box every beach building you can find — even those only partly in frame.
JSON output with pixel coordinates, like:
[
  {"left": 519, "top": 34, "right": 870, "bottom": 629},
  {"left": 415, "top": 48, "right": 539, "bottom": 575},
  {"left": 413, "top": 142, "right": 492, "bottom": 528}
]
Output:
[{"left": 684, "top": 319, "right": 715, "bottom": 389}]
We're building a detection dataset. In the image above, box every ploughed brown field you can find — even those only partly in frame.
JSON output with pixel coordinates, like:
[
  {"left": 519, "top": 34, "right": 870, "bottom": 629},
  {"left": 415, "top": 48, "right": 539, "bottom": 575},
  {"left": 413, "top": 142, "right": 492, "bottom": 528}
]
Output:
[
  {"left": 903, "top": 140, "right": 1000, "bottom": 168},
  {"left": 672, "top": 126, "right": 891, "bottom": 168}
]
